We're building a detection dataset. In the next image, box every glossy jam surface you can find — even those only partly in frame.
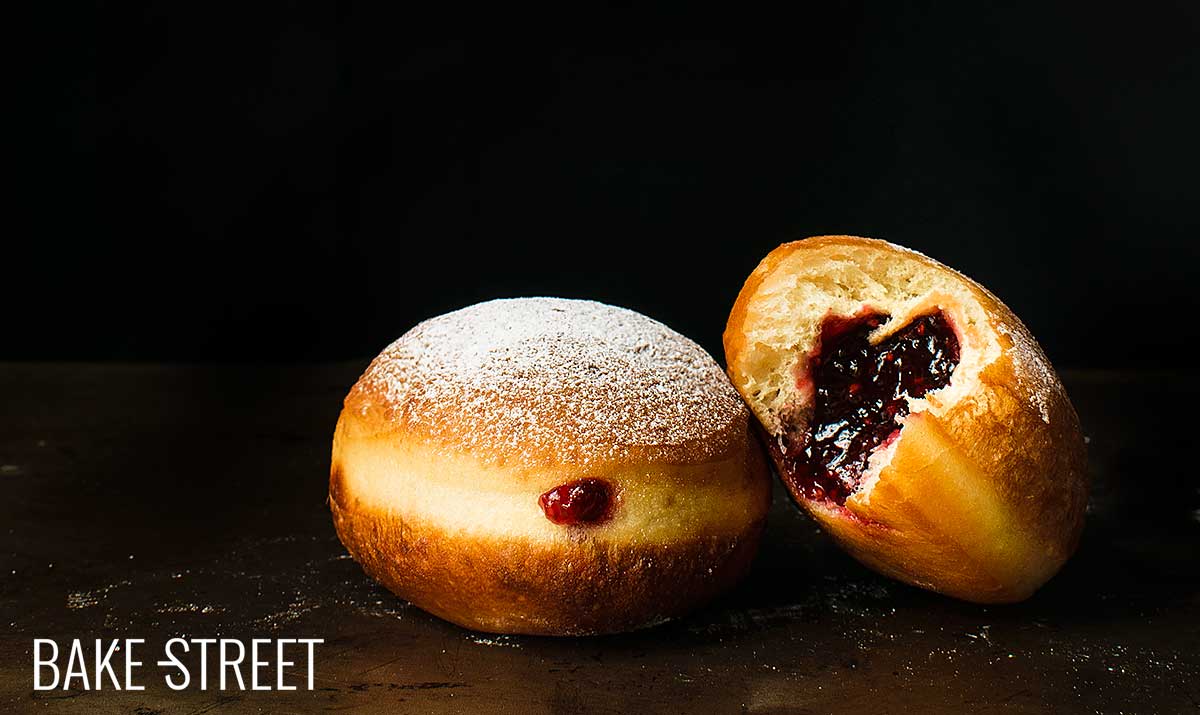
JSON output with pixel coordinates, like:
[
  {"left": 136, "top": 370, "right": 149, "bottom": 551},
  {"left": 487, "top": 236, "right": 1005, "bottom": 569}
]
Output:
[
  {"left": 774, "top": 311, "right": 960, "bottom": 504},
  {"left": 538, "top": 478, "right": 613, "bottom": 525}
]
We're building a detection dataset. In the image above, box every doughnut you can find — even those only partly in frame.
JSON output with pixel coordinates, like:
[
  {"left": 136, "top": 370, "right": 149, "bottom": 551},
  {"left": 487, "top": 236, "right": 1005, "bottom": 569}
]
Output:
[
  {"left": 330, "top": 298, "right": 771, "bottom": 635},
  {"left": 724, "top": 236, "right": 1088, "bottom": 603}
]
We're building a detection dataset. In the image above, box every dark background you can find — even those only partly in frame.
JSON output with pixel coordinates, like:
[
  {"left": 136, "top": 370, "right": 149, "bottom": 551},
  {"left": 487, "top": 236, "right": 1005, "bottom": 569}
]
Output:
[{"left": 16, "top": 3, "right": 1200, "bottom": 367}]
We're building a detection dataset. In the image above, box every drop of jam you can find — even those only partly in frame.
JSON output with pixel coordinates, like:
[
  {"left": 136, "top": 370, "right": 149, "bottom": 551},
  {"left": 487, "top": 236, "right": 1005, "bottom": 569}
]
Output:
[
  {"left": 538, "top": 478, "right": 613, "bottom": 525},
  {"left": 771, "top": 311, "right": 960, "bottom": 505}
]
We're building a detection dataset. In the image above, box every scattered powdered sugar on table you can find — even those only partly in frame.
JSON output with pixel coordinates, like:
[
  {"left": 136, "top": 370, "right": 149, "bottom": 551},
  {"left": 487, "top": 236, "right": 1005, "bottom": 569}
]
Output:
[{"left": 352, "top": 298, "right": 745, "bottom": 465}]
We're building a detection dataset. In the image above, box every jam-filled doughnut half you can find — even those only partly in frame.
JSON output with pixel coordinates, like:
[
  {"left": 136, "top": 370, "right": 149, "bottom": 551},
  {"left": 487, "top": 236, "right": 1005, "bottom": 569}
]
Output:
[
  {"left": 724, "top": 236, "right": 1088, "bottom": 603},
  {"left": 331, "top": 298, "right": 771, "bottom": 635}
]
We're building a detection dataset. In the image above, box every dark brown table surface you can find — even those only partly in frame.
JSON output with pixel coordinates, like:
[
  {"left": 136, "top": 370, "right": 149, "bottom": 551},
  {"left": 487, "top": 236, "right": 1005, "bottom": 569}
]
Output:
[{"left": 1, "top": 364, "right": 1196, "bottom": 714}]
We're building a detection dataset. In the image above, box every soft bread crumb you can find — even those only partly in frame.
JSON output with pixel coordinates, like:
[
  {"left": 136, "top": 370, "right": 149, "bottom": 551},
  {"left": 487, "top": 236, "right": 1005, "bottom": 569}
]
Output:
[{"left": 728, "top": 240, "right": 1001, "bottom": 441}]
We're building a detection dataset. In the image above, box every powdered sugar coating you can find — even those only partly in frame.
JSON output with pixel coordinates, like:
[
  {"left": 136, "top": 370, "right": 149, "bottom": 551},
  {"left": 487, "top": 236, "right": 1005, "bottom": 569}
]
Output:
[
  {"left": 992, "top": 316, "right": 1057, "bottom": 424},
  {"left": 350, "top": 298, "right": 747, "bottom": 466}
]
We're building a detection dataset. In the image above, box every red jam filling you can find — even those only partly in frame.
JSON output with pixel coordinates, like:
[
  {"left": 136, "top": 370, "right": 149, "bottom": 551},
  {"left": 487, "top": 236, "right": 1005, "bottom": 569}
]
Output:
[
  {"left": 772, "top": 311, "right": 960, "bottom": 504},
  {"left": 538, "top": 478, "right": 613, "bottom": 525}
]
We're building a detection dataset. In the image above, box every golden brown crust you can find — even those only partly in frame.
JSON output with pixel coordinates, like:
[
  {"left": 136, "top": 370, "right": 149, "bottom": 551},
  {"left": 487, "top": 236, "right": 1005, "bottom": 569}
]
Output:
[
  {"left": 331, "top": 469, "right": 765, "bottom": 635},
  {"left": 329, "top": 411, "right": 770, "bottom": 635},
  {"left": 725, "top": 236, "right": 1088, "bottom": 603}
]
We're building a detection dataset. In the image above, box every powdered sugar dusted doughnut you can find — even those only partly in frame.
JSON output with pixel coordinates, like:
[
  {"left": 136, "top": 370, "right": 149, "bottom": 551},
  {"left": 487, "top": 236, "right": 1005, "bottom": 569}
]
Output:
[{"left": 330, "top": 298, "right": 771, "bottom": 635}]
